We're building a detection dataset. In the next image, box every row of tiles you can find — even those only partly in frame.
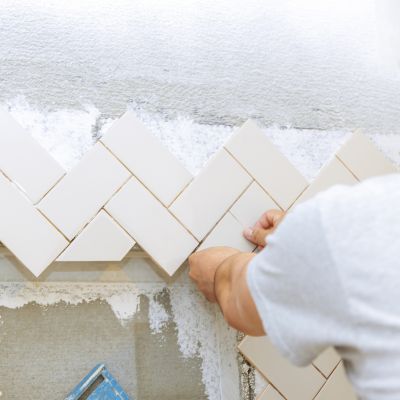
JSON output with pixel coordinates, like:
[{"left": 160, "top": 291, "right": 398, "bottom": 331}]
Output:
[
  {"left": 241, "top": 336, "right": 356, "bottom": 400},
  {"left": 0, "top": 111, "right": 397, "bottom": 277},
  {"left": 0, "top": 112, "right": 305, "bottom": 276},
  {"left": 256, "top": 362, "right": 354, "bottom": 400}
]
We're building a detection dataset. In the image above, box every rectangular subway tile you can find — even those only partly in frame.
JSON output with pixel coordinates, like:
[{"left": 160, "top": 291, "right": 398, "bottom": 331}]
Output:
[
  {"left": 225, "top": 120, "right": 308, "bottom": 210},
  {"left": 336, "top": 131, "right": 398, "bottom": 180},
  {"left": 313, "top": 347, "right": 341, "bottom": 378},
  {"left": 314, "top": 362, "right": 357, "bottom": 400},
  {"left": 105, "top": 176, "right": 198, "bottom": 276},
  {"left": 0, "top": 172, "right": 68, "bottom": 277},
  {"left": 198, "top": 212, "right": 255, "bottom": 252},
  {"left": 57, "top": 210, "right": 135, "bottom": 262},
  {"left": 292, "top": 157, "right": 358, "bottom": 207},
  {"left": 230, "top": 182, "right": 281, "bottom": 229},
  {"left": 38, "top": 143, "right": 131, "bottom": 240},
  {"left": 0, "top": 110, "right": 65, "bottom": 203},
  {"left": 101, "top": 111, "right": 192, "bottom": 206},
  {"left": 169, "top": 149, "right": 252, "bottom": 241},
  {"left": 239, "top": 335, "right": 325, "bottom": 400}
]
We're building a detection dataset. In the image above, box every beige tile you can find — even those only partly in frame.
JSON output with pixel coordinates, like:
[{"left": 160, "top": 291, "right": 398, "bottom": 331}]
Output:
[
  {"left": 254, "top": 370, "right": 269, "bottom": 399},
  {"left": 57, "top": 210, "right": 135, "bottom": 262},
  {"left": 258, "top": 386, "right": 284, "bottom": 400},
  {"left": 293, "top": 157, "right": 358, "bottom": 206},
  {"left": 230, "top": 182, "right": 281, "bottom": 228},
  {"left": 314, "top": 362, "right": 357, "bottom": 400},
  {"left": 238, "top": 335, "right": 325, "bottom": 400},
  {"left": 38, "top": 143, "right": 130, "bottom": 240},
  {"left": 0, "top": 110, "right": 65, "bottom": 203},
  {"left": 0, "top": 172, "right": 68, "bottom": 277},
  {"left": 101, "top": 111, "right": 192, "bottom": 206},
  {"left": 169, "top": 149, "right": 252, "bottom": 240},
  {"left": 105, "top": 177, "right": 198, "bottom": 276},
  {"left": 198, "top": 212, "right": 255, "bottom": 252},
  {"left": 225, "top": 120, "right": 308, "bottom": 210},
  {"left": 336, "top": 131, "right": 397, "bottom": 180},
  {"left": 313, "top": 347, "right": 341, "bottom": 378}
]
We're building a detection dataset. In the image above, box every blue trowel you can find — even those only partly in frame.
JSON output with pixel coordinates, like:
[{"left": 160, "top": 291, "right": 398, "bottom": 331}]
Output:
[{"left": 65, "top": 364, "right": 130, "bottom": 400}]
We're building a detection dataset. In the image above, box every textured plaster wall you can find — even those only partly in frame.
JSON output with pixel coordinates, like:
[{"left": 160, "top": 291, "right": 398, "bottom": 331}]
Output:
[{"left": 1, "top": 0, "right": 400, "bottom": 133}]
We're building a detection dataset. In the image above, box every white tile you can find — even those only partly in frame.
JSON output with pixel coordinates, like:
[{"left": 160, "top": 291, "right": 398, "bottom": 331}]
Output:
[
  {"left": 101, "top": 111, "right": 192, "bottom": 206},
  {"left": 0, "top": 172, "right": 68, "bottom": 277},
  {"left": 314, "top": 362, "right": 357, "bottom": 400},
  {"left": 293, "top": 157, "right": 358, "bottom": 206},
  {"left": 105, "top": 177, "right": 198, "bottom": 276},
  {"left": 169, "top": 149, "right": 252, "bottom": 240},
  {"left": 238, "top": 335, "right": 325, "bottom": 400},
  {"left": 57, "top": 210, "right": 135, "bottom": 262},
  {"left": 336, "top": 131, "right": 398, "bottom": 180},
  {"left": 313, "top": 347, "right": 341, "bottom": 378},
  {"left": 258, "top": 386, "right": 284, "bottom": 400},
  {"left": 230, "top": 182, "right": 281, "bottom": 228},
  {"left": 225, "top": 120, "right": 308, "bottom": 210},
  {"left": 198, "top": 212, "right": 255, "bottom": 252},
  {"left": 38, "top": 143, "right": 130, "bottom": 240},
  {"left": 0, "top": 110, "right": 65, "bottom": 203}
]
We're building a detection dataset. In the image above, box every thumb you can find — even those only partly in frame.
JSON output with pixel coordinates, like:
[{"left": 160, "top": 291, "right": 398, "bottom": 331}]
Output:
[{"left": 243, "top": 227, "right": 271, "bottom": 247}]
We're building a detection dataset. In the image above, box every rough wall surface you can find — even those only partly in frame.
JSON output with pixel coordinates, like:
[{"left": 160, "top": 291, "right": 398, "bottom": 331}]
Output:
[{"left": 1, "top": 0, "right": 400, "bottom": 133}]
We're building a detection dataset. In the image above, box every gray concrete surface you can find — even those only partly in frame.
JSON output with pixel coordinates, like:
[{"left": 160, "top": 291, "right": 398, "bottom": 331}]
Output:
[
  {"left": 0, "top": 295, "right": 206, "bottom": 399},
  {"left": 0, "top": 250, "right": 242, "bottom": 400}
]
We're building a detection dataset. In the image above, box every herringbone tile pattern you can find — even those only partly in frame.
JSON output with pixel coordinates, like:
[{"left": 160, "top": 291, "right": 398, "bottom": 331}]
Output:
[{"left": 0, "top": 110, "right": 397, "bottom": 398}]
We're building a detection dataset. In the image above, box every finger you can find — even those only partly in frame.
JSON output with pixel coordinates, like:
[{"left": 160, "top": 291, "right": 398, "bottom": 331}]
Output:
[
  {"left": 243, "top": 227, "right": 272, "bottom": 247},
  {"left": 255, "top": 209, "right": 284, "bottom": 230}
]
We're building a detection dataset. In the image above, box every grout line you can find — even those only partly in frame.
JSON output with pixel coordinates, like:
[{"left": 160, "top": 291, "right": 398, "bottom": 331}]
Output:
[
  {"left": 36, "top": 172, "right": 132, "bottom": 244},
  {"left": 32, "top": 170, "right": 67, "bottom": 206},
  {"left": 98, "top": 152, "right": 200, "bottom": 242},
  {"left": 312, "top": 363, "right": 329, "bottom": 379},
  {"left": 193, "top": 178, "right": 254, "bottom": 248},
  {"left": 312, "top": 358, "right": 341, "bottom": 380},
  {"left": 335, "top": 155, "right": 361, "bottom": 182},
  {"left": 36, "top": 208, "right": 70, "bottom": 242},
  {"left": 166, "top": 175, "right": 194, "bottom": 208},
  {"left": 237, "top": 345, "right": 287, "bottom": 400},
  {"left": 285, "top": 183, "right": 310, "bottom": 212},
  {"left": 100, "top": 139, "right": 189, "bottom": 208},
  {"left": 102, "top": 208, "right": 137, "bottom": 245},
  {"left": 223, "top": 146, "right": 288, "bottom": 210},
  {"left": 310, "top": 364, "right": 341, "bottom": 400},
  {"left": 98, "top": 141, "right": 133, "bottom": 176}
]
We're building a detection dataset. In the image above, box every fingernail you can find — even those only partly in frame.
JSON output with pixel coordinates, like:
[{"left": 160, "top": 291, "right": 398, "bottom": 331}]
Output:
[{"left": 243, "top": 228, "right": 253, "bottom": 238}]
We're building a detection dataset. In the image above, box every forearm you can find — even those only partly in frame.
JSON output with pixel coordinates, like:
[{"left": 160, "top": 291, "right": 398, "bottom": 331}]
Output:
[{"left": 214, "top": 252, "right": 265, "bottom": 336}]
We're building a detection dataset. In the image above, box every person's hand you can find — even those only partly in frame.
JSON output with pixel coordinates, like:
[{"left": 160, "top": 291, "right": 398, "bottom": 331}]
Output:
[
  {"left": 243, "top": 209, "right": 285, "bottom": 248},
  {"left": 188, "top": 247, "right": 240, "bottom": 302}
]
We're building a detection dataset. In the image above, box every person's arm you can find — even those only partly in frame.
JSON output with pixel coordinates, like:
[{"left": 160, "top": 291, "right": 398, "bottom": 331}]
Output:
[
  {"left": 214, "top": 252, "right": 265, "bottom": 336},
  {"left": 189, "top": 248, "right": 264, "bottom": 336},
  {"left": 189, "top": 209, "right": 284, "bottom": 335}
]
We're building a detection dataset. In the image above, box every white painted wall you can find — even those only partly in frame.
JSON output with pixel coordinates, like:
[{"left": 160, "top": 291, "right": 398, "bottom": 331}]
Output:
[{"left": 1, "top": 0, "right": 400, "bottom": 134}]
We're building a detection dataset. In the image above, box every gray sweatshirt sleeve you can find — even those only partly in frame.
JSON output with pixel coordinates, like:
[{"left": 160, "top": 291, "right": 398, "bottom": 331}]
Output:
[{"left": 246, "top": 197, "right": 351, "bottom": 366}]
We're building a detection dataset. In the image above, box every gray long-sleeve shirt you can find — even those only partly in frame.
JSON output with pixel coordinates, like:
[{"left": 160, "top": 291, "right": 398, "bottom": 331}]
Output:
[{"left": 248, "top": 174, "right": 400, "bottom": 400}]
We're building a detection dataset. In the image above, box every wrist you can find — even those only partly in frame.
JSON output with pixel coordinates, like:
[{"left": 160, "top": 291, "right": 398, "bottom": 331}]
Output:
[{"left": 214, "top": 252, "right": 255, "bottom": 305}]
